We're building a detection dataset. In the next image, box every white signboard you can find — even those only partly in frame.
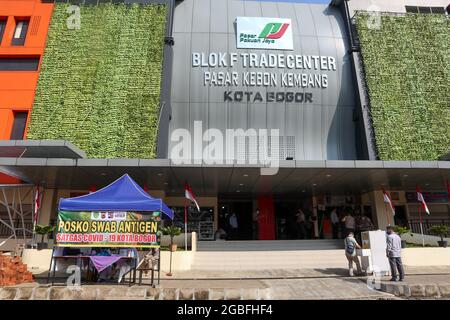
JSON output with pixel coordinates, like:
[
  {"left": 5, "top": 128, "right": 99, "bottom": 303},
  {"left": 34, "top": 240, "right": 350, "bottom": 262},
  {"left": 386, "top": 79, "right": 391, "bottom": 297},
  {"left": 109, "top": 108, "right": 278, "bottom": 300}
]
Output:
[{"left": 236, "top": 17, "right": 294, "bottom": 50}]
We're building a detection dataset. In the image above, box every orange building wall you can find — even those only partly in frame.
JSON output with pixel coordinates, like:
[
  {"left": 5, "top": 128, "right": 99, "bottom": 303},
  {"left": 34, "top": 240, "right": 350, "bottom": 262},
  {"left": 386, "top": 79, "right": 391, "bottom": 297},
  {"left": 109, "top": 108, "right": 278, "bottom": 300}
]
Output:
[
  {"left": 0, "top": 0, "right": 54, "bottom": 140},
  {"left": 0, "top": 0, "right": 54, "bottom": 183}
]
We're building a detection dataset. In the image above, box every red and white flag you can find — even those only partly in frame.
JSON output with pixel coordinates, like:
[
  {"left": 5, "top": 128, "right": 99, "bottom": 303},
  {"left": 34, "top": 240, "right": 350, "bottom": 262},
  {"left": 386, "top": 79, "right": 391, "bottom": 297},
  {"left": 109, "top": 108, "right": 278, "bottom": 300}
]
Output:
[
  {"left": 417, "top": 186, "right": 430, "bottom": 215},
  {"left": 382, "top": 190, "right": 395, "bottom": 216},
  {"left": 33, "top": 186, "right": 41, "bottom": 224},
  {"left": 185, "top": 182, "right": 200, "bottom": 211},
  {"left": 446, "top": 180, "right": 450, "bottom": 201}
]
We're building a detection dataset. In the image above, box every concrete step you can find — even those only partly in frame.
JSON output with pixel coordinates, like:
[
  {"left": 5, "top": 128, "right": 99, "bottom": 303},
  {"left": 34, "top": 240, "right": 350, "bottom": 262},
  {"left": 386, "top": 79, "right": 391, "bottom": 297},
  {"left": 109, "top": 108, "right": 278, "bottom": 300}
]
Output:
[
  {"left": 198, "top": 240, "right": 344, "bottom": 251},
  {"left": 191, "top": 249, "right": 347, "bottom": 271}
]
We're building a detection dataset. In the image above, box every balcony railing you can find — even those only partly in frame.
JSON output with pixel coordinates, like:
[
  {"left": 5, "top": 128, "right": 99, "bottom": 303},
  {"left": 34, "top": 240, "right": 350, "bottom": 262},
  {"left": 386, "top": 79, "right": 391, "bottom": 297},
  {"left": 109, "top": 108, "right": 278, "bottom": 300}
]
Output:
[{"left": 408, "top": 219, "right": 450, "bottom": 236}]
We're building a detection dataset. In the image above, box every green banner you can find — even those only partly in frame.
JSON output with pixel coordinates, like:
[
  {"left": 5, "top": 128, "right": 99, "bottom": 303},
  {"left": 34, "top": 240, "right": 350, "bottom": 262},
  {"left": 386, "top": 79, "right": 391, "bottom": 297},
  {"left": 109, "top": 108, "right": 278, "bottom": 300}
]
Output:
[{"left": 56, "top": 211, "right": 161, "bottom": 248}]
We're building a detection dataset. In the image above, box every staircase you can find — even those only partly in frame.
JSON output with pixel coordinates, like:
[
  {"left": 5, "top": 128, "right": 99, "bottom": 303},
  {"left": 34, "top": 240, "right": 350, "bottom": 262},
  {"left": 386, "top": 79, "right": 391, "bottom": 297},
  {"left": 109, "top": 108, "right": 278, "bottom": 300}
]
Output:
[{"left": 192, "top": 240, "right": 347, "bottom": 271}]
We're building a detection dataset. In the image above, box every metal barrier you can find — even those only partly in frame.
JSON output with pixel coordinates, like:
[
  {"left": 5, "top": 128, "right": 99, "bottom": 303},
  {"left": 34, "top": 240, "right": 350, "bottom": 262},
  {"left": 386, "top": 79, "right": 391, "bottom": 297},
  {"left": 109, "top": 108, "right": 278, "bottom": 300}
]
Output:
[{"left": 408, "top": 219, "right": 450, "bottom": 235}]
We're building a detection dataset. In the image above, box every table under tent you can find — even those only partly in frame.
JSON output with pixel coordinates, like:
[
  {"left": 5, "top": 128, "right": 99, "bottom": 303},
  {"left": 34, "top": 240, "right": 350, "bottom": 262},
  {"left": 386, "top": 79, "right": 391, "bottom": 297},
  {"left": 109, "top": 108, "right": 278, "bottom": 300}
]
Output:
[{"left": 48, "top": 174, "right": 174, "bottom": 286}]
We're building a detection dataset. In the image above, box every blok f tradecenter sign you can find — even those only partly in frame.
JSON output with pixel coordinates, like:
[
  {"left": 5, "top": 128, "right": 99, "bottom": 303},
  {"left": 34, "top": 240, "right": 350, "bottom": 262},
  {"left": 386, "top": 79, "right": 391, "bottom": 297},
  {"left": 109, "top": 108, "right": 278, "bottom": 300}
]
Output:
[{"left": 236, "top": 17, "right": 294, "bottom": 50}]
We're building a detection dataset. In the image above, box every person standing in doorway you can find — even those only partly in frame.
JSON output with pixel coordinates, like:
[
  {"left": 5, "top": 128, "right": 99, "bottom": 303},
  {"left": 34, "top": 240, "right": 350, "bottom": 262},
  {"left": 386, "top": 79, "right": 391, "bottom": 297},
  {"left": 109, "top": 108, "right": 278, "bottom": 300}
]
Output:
[
  {"left": 295, "top": 209, "right": 307, "bottom": 239},
  {"left": 386, "top": 226, "right": 405, "bottom": 282},
  {"left": 229, "top": 212, "right": 239, "bottom": 240},
  {"left": 252, "top": 208, "right": 260, "bottom": 240},
  {"left": 342, "top": 211, "right": 355, "bottom": 235},
  {"left": 344, "top": 232, "right": 363, "bottom": 276},
  {"left": 358, "top": 213, "right": 374, "bottom": 241},
  {"left": 330, "top": 208, "right": 340, "bottom": 239}
]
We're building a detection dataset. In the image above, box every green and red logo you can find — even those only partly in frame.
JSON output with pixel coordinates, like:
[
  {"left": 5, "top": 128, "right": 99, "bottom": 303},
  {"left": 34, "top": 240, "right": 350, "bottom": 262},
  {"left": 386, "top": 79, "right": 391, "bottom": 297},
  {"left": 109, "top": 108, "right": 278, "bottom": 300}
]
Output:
[{"left": 258, "top": 22, "right": 290, "bottom": 39}]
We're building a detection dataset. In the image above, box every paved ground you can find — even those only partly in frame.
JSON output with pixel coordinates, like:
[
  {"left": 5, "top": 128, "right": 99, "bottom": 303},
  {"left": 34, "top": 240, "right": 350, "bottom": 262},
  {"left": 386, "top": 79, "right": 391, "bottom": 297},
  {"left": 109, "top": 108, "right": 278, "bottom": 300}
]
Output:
[{"left": 5, "top": 266, "right": 450, "bottom": 300}]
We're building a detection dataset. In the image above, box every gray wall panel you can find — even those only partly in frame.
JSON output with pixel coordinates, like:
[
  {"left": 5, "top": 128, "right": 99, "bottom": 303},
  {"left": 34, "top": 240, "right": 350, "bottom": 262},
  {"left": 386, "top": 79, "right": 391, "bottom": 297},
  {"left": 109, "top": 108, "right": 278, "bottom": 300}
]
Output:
[
  {"left": 190, "top": 33, "right": 210, "bottom": 103},
  {"left": 210, "top": 0, "right": 228, "bottom": 33},
  {"left": 171, "top": 33, "right": 192, "bottom": 103},
  {"left": 192, "top": 0, "right": 211, "bottom": 33},
  {"left": 310, "top": 5, "right": 335, "bottom": 38},
  {"left": 170, "top": 0, "right": 359, "bottom": 161},
  {"left": 294, "top": 4, "right": 316, "bottom": 37},
  {"left": 260, "top": 2, "right": 279, "bottom": 18},
  {"left": 243, "top": 0, "right": 262, "bottom": 17},
  {"left": 227, "top": 0, "right": 245, "bottom": 34},
  {"left": 303, "top": 104, "right": 323, "bottom": 160},
  {"left": 173, "top": 0, "right": 193, "bottom": 33}
]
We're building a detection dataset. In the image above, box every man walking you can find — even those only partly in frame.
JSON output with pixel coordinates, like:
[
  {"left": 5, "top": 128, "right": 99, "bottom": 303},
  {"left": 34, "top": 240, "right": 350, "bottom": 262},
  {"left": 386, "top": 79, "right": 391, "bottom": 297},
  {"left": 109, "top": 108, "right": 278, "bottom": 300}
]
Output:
[
  {"left": 386, "top": 226, "right": 405, "bottom": 281},
  {"left": 344, "top": 232, "right": 363, "bottom": 276}
]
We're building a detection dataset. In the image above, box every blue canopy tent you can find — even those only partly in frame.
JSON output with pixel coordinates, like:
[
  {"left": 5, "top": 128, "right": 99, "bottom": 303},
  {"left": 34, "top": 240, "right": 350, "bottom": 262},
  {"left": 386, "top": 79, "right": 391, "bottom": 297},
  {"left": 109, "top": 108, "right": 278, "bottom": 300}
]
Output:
[
  {"left": 59, "top": 174, "right": 174, "bottom": 219},
  {"left": 51, "top": 174, "right": 172, "bottom": 286}
]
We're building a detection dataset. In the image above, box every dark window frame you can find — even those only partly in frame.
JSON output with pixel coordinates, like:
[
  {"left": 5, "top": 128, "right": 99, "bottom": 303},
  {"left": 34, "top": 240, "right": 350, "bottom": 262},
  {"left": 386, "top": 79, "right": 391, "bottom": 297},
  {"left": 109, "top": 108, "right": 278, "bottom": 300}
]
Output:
[
  {"left": 10, "top": 111, "right": 29, "bottom": 140},
  {"left": 0, "top": 18, "right": 7, "bottom": 45},
  {"left": 0, "top": 56, "right": 40, "bottom": 71},
  {"left": 11, "top": 17, "right": 30, "bottom": 46},
  {"left": 405, "top": 6, "right": 419, "bottom": 13}
]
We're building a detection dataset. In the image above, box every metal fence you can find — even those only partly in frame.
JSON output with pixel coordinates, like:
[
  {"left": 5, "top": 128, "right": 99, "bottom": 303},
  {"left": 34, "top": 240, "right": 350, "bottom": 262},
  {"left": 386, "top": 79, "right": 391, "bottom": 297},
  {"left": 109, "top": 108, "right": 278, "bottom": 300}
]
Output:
[
  {"left": 408, "top": 219, "right": 450, "bottom": 235},
  {"left": 0, "top": 219, "right": 34, "bottom": 238}
]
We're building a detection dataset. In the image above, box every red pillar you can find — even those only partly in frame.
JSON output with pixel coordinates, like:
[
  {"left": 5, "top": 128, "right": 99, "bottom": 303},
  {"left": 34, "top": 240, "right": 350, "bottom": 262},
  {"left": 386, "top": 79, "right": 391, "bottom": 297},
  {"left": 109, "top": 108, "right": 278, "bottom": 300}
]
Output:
[{"left": 257, "top": 195, "right": 275, "bottom": 240}]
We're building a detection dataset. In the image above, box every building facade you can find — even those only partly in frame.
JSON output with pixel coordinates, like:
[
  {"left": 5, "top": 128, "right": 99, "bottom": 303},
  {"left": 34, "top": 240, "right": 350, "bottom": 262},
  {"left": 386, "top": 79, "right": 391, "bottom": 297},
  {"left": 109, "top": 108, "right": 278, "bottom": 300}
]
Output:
[{"left": 0, "top": 0, "right": 449, "bottom": 245}]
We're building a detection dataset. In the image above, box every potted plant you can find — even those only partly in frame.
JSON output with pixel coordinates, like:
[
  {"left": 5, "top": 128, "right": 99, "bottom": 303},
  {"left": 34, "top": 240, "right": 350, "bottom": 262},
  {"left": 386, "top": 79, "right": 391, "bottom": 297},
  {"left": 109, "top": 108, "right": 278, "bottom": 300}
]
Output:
[
  {"left": 161, "top": 225, "right": 182, "bottom": 252},
  {"left": 429, "top": 225, "right": 449, "bottom": 248},
  {"left": 393, "top": 225, "right": 411, "bottom": 248},
  {"left": 34, "top": 224, "right": 55, "bottom": 250}
]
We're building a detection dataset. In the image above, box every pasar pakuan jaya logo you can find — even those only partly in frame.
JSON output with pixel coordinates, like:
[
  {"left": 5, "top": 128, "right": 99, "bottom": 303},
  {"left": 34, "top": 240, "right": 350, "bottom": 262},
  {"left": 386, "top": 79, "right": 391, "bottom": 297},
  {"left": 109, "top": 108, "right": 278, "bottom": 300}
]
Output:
[
  {"left": 258, "top": 22, "right": 290, "bottom": 40},
  {"left": 236, "top": 17, "right": 294, "bottom": 50}
]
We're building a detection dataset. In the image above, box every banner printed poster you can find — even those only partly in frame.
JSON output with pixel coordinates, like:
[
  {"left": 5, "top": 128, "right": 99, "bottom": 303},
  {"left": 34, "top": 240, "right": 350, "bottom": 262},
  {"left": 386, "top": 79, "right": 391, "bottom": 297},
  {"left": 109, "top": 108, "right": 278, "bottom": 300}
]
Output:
[{"left": 56, "top": 211, "right": 161, "bottom": 248}]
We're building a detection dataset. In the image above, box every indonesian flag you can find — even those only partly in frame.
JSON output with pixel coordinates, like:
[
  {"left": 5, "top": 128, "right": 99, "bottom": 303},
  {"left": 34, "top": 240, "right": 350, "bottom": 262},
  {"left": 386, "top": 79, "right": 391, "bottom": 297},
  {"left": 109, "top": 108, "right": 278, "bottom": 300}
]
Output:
[
  {"left": 447, "top": 180, "right": 450, "bottom": 201},
  {"left": 33, "top": 186, "right": 41, "bottom": 224},
  {"left": 185, "top": 182, "right": 200, "bottom": 211},
  {"left": 382, "top": 189, "right": 395, "bottom": 216},
  {"left": 417, "top": 186, "right": 430, "bottom": 215}
]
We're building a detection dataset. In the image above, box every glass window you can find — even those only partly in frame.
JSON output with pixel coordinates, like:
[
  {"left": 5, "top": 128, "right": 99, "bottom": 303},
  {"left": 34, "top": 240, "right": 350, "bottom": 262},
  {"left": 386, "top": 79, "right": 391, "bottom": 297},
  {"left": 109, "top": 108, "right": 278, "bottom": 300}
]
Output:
[
  {"left": 11, "top": 18, "right": 29, "bottom": 46},
  {"left": 0, "top": 19, "right": 6, "bottom": 45},
  {"left": 10, "top": 111, "right": 28, "bottom": 140}
]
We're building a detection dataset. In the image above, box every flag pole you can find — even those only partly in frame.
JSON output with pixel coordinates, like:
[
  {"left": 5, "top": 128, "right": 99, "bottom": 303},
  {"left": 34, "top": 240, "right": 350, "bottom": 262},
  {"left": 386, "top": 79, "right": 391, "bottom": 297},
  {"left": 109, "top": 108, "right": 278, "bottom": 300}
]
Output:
[
  {"left": 384, "top": 202, "right": 391, "bottom": 226},
  {"left": 418, "top": 205, "right": 425, "bottom": 247},
  {"left": 184, "top": 199, "right": 188, "bottom": 251}
]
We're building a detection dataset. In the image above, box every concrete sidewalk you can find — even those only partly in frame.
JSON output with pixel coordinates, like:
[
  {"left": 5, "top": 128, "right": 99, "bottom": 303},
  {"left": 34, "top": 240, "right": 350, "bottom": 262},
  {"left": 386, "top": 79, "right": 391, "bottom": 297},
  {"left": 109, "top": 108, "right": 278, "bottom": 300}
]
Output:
[
  {"left": 378, "top": 274, "right": 450, "bottom": 298},
  {"left": 3, "top": 266, "right": 450, "bottom": 300}
]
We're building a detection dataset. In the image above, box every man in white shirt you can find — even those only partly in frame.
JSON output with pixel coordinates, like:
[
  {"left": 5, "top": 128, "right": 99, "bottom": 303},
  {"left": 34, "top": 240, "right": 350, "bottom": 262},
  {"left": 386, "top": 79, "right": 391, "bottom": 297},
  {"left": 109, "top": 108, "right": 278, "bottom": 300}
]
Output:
[
  {"left": 386, "top": 226, "right": 405, "bottom": 281},
  {"left": 342, "top": 212, "right": 356, "bottom": 235},
  {"left": 229, "top": 213, "right": 238, "bottom": 240},
  {"left": 330, "top": 208, "right": 339, "bottom": 239}
]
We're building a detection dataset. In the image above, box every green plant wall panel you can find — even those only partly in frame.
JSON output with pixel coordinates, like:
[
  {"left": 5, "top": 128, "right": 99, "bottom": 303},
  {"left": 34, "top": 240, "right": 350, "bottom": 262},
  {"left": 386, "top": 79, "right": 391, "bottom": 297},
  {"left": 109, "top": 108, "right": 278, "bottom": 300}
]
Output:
[
  {"left": 28, "top": 3, "right": 167, "bottom": 158},
  {"left": 356, "top": 13, "right": 449, "bottom": 160}
]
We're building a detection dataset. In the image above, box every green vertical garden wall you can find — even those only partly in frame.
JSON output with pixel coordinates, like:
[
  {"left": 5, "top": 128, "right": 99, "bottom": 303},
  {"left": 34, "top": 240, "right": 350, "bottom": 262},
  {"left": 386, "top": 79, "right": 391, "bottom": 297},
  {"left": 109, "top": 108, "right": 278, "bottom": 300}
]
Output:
[
  {"left": 356, "top": 13, "right": 449, "bottom": 160},
  {"left": 28, "top": 3, "right": 167, "bottom": 158}
]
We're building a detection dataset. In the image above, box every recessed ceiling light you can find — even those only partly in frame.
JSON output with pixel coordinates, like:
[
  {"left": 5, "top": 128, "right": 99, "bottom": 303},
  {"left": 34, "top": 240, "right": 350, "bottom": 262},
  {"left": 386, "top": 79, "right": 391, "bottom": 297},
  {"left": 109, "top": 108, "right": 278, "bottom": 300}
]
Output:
[
  {"left": 239, "top": 183, "right": 244, "bottom": 186},
  {"left": 157, "top": 173, "right": 163, "bottom": 176},
  {"left": 313, "top": 183, "right": 317, "bottom": 186},
  {"left": 403, "top": 174, "right": 408, "bottom": 178},
  {"left": 164, "top": 182, "right": 168, "bottom": 185},
  {"left": 243, "top": 174, "right": 249, "bottom": 177},
  {"left": 236, "top": 190, "right": 241, "bottom": 193},
  {"left": 326, "top": 174, "right": 331, "bottom": 178}
]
